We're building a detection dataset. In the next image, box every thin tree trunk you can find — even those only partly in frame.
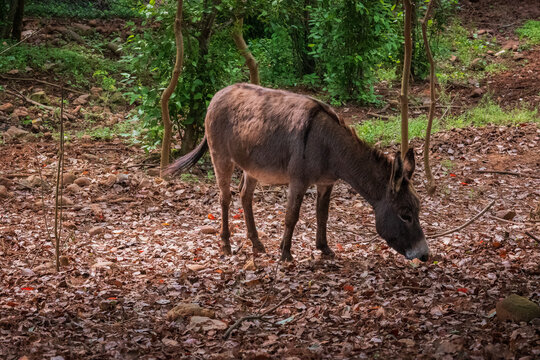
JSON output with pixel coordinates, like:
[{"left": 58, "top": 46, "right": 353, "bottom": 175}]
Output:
[
  {"left": 421, "top": 0, "right": 437, "bottom": 195},
  {"left": 160, "top": 0, "right": 184, "bottom": 174},
  {"left": 11, "top": 0, "right": 24, "bottom": 41},
  {"left": 400, "top": 0, "right": 413, "bottom": 158},
  {"left": 232, "top": 17, "right": 260, "bottom": 85}
]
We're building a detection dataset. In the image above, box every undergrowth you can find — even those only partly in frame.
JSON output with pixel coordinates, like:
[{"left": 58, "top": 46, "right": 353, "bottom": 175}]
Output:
[
  {"left": 516, "top": 20, "right": 540, "bottom": 45},
  {"left": 355, "top": 99, "right": 539, "bottom": 146},
  {"left": 25, "top": 0, "right": 137, "bottom": 19}
]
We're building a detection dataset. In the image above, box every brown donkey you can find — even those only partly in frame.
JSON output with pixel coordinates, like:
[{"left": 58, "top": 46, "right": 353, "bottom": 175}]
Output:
[{"left": 167, "top": 83, "right": 429, "bottom": 262}]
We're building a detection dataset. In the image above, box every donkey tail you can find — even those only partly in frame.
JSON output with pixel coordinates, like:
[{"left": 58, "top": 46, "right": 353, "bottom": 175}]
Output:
[{"left": 164, "top": 136, "right": 208, "bottom": 176}]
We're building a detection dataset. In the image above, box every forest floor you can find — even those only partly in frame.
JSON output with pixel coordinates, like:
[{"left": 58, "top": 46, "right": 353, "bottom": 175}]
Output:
[{"left": 1, "top": 1, "right": 539, "bottom": 359}]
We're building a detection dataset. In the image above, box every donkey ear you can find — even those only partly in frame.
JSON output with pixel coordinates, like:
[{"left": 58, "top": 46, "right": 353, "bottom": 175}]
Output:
[
  {"left": 403, "top": 147, "right": 416, "bottom": 179},
  {"left": 390, "top": 151, "right": 404, "bottom": 193}
]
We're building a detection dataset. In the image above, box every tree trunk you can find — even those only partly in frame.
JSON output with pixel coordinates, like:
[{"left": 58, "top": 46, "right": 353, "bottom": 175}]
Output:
[
  {"left": 232, "top": 17, "right": 260, "bottom": 85},
  {"left": 421, "top": 0, "right": 437, "bottom": 195},
  {"left": 160, "top": 0, "right": 184, "bottom": 175},
  {"left": 11, "top": 0, "right": 24, "bottom": 41},
  {"left": 180, "top": 123, "right": 198, "bottom": 156},
  {"left": 400, "top": 0, "right": 413, "bottom": 158}
]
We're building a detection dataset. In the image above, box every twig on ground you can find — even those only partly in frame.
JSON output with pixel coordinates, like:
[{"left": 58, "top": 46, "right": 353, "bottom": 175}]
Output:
[
  {"left": 474, "top": 170, "right": 540, "bottom": 179},
  {"left": 223, "top": 293, "right": 293, "bottom": 340},
  {"left": 6, "top": 88, "right": 76, "bottom": 120},
  {"left": 366, "top": 112, "right": 392, "bottom": 119},
  {"left": 488, "top": 214, "right": 536, "bottom": 226},
  {"left": 0, "top": 29, "right": 42, "bottom": 56},
  {"left": 427, "top": 199, "right": 496, "bottom": 239},
  {"left": 0, "top": 75, "right": 86, "bottom": 95},
  {"left": 386, "top": 286, "right": 427, "bottom": 294},
  {"left": 525, "top": 231, "right": 539, "bottom": 242}
]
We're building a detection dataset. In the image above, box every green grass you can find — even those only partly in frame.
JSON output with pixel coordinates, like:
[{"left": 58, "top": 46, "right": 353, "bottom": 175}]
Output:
[
  {"left": 0, "top": 43, "right": 123, "bottom": 87},
  {"left": 516, "top": 20, "right": 540, "bottom": 45},
  {"left": 355, "top": 99, "right": 539, "bottom": 146},
  {"left": 25, "top": 0, "right": 138, "bottom": 19}
]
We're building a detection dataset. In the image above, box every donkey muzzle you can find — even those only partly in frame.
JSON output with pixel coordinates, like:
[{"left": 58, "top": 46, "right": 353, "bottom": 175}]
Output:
[{"left": 405, "top": 238, "right": 429, "bottom": 262}]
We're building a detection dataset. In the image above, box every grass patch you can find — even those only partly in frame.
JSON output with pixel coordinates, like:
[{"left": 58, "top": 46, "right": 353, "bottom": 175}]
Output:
[
  {"left": 355, "top": 99, "right": 539, "bottom": 146},
  {"left": 0, "top": 43, "right": 123, "bottom": 87},
  {"left": 516, "top": 20, "right": 540, "bottom": 45},
  {"left": 25, "top": 0, "right": 138, "bottom": 19}
]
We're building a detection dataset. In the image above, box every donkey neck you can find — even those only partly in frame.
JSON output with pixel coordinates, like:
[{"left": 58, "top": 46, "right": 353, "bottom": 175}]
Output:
[{"left": 334, "top": 134, "right": 391, "bottom": 206}]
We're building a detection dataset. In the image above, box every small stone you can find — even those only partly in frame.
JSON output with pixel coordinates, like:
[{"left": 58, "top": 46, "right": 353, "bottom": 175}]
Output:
[
  {"left": 81, "top": 134, "right": 92, "bottom": 142},
  {"left": 487, "top": 50, "right": 495, "bottom": 55},
  {"left": 139, "top": 178, "right": 152, "bottom": 188},
  {"left": 63, "top": 173, "right": 77, "bottom": 185},
  {"left": 502, "top": 40, "right": 519, "bottom": 51},
  {"left": 243, "top": 259, "right": 256, "bottom": 271},
  {"left": 74, "top": 177, "right": 91, "bottom": 187},
  {"left": 450, "top": 55, "right": 457, "bottom": 62},
  {"left": 188, "top": 316, "right": 227, "bottom": 331},
  {"left": 494, "top": 50, "right": 506, "bottom": 57},
  {"left": 116, "top": 173, "right": 129, "bottom": 184},
  {"left": 59, "top": 256, "right": 69, "bottom": 266},
  {"left": 66, "top": 183, "right": 81, "bottom": 193},
  {"left": 7, "top": 69, "right": 18, "bottom": 74},
  {"left": 477, "top": 29, "right": 492, "bottom": 35},
  {"left": 147, "top": 168, "right": 160, "bottom": 177},
  {"left": 0, "top": 177, "right": 13, "bottom": 188},
  {"left": 470, "top": 88, "right": 484, "bottom": 98},
  {"left": 0, "top": 102, "right": 14, "bottom": 112},
  {"left": 496, "top": 210, "right": 517, "bottom": 220},
  {"left": 162, "top": 338, "right": 179, "bottom": 347},
  {"left": 72, "top": 23, "right": 92, "bottom": 34},
  {"left": 103, "top": 174, "right": 117, "bottom": 187},
  {"left": 470, "top": 58, "right": 484, "bottom": 70},
  {"left": 90, "top": 87, "right": 103, "bottom": 98},
  {"left": 3, "top": 126, "right": 29, "bottom": 140},
  {"left": 200, "top": 226, "right": 217, "bottom": 234},
  {"left": 29, "top": 90, "right": 49, "bottom": 105},
  {"left": 496, "top": 294, "right": 540, "bottom": 322},
  {"left": 73, "top": 94, "right": 90, "bottom": 105},
  {"left": 12, "top": 107, "right": 29, "bottom": 119},
  {"left": 513, "top": 52, "right": 525, "bottom": 60},
  {"left": 26, "top": 175, "right": 42, "bottom": 188},
  {"left": 167, "top": 303, "right": 215, "bottom": 321},
  {"left": 61, "top": 196, "right": 74, "bottom": 206},
  {"left": 88, "top": 226, "right": 104, "bottom": 236},
  {"left": 0, "top": 185, "right": 9, "bottom": 198}
]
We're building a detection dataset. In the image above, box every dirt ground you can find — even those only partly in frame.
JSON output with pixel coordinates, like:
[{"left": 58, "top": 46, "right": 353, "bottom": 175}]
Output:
[{"left": 1, "top": 1, "right": 539, "bottom": 359}]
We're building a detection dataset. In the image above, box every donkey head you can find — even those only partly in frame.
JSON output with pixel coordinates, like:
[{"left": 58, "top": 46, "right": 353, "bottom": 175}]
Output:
[{"left": 374, "top": 148, "right": 429, "bottom": 262}]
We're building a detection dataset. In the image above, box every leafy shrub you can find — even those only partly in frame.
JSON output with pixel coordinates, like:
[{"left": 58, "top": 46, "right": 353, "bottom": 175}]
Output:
[{"left": 516, "top": 20, "right": 540, "bottom": 45}]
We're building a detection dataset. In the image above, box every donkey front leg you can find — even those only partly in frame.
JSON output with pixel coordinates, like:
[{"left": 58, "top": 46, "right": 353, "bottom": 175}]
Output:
[
  {"left": 280, "top": 181, "right": 308, "bottom": 262},
  {"left": 240, "top": 173, "right": 266, "bottom": 254},
  {"left": 315, "top": 184, "right": 335, "bottom": 258}
]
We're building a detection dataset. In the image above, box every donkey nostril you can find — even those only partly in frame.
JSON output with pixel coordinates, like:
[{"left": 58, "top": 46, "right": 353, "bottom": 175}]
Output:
[{"left": 419, "top": 254, "right": 429, "bottom": 262}]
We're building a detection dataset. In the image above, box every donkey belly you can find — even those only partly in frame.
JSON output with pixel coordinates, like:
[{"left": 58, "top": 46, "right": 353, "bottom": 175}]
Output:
[{"left": 244, "top": 167, "right": 290, "bottom": 185}]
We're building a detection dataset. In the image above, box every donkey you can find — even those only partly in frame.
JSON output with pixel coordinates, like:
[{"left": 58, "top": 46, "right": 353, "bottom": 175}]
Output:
[{"left": 167, "top": 83, "right": 429, "bottom": 262}]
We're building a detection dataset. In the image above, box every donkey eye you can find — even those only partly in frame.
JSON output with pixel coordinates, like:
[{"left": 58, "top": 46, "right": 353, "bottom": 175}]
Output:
[{"left": 399, "top": 214, "right": 412, "bottom": 223}]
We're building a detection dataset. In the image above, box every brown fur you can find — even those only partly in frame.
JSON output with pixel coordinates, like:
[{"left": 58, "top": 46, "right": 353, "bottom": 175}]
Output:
[{"left": 168, "top": 84, "right": 427, "bottom": 261}]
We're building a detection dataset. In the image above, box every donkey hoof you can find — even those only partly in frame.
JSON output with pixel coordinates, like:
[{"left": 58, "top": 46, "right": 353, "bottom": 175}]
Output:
[
  {"left": 280, "top": 252, "right": 294, "bottom": 262},
  {"left": 252, "top": 242, "right": 266, "bottom": 254},
  {"left": 319, "top": 246, "right": 335, "bottom": 259},
  {"left": 221, "top": 244, "right": 232, "bottom": 255}
]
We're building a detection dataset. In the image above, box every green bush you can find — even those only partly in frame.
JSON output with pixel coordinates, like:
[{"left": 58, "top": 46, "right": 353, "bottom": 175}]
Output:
[
  {"left": 516, "top": 20, "right": 540, "bottom": 45},
  {"left": 25, "top": 0, "right": 138, "bottom": 19}
]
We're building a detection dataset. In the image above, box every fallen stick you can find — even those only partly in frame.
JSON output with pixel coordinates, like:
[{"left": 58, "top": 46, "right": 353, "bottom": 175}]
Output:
[
  {"left": 525, "top": 231, "right": 539, "bottom": 242},
  {"left": 6, "top": 89, "right": 75, "bottom": 120},
  {"left": 427, "top": 199, "right": 496, "bottom": 239},
  {"left": 0, "top": 29, "right": 42, "bottom": 56},
  {"left": 0, "top": 75, "right": 86, "bottom": 95},
  {"left": 474, "top": 170, "right": 540, "bottom": 179},
  {"left": 223, "top": 293, "right": 293, "bottom": 340}
]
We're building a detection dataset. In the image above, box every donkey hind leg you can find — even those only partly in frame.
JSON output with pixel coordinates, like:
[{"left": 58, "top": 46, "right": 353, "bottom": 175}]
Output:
[
  {"left": 280, "top": 181, "right": 308, "bottom": 262},
  {"left": 240, "top": 173, "right": 266, "bottom": 254},
  {"left": 315, "top": 184, "right": 335, "bottom": 258},
  {"left": 214, "top": 159, "right": 235, "bottom": 255}
]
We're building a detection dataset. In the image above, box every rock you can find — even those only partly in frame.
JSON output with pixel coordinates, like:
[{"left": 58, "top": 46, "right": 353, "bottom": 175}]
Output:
[
  {"left": 103, "top": 174, "right": 117, "bottom": 187},
  {"left": 81, "top": 134, "right": 92, "bottom": 142},
  {"left": 147, "top": 168, "right": 160, "bottom": 177},
  {"left": 188, "top": 316, "right": 227, "bottom": 331},
  {"left": 470, "top": 57, "right": 484, "bottom": 70},
  {"left": 496, "top": 294, "right": 540, "bottom": 322},
  {"left": 470, "top": 88, "right": 484, "bottom": 98},
  {"left": 3, "top": 126, "right": 29, "bottom": 140},
  {"left": 29, "top": 90, "right": 49, "bottom": 105},
  {"left": 90, "top": 87, "right": 103, "bottom": 98},
  {"left": 32, "top": 262, "right": 54, "bottom": 273},
  {"left": 200, "top": 226, "right": 217, "bottom": 234},
  {"left": 26, "top": 175, "right": 42, "bottom": 188},
  {"left": 62, "top": 172, "right": 77, "bottom": 185},
  {"left": 88, "top": 226, "right": 104, "bottom": 236},
  {"left": 88, "top": 19, "right": 98, "bottom": 26},
  {"left": 162, "top": 338, "right": 179, "bottom": 347},
  {"left": 477, "top": 29, "right": 492, "bottom": 35},
  {"left": 496, "top": 210, "right": 516, "bottom": 220},
  {"left": 0, "top": 177, "right": 13, "bottom": 188},
  {"left": 72, "top": 23, "right": 92, "bottom": 34},
  {"left": 0, "top": 102, "right": 14, "bottom": 112},
  {"left": 110, "top": 92, "right": 125, "bottom": 104},
  {"left": 502, "top": 40, "right": 519, "bottom": 51},
  {"left": 59, "top": 256, "right": 69, "bottom": 266},
  {"left": 187, "top": 264, "right": 206, "bottom": 271},
  {"left": 0, "top": 185, "right": 9, "bottom": 198},
  {"left": 167, "top": 303, "right": 215, "bottom": 321},
  {"left": 74, "top": 177, "right": 91, "bottom": 187},
  {"left": 73, "top": 94, "right": 90, "bottom": 105},
  {"left": 116, "top": 173, "right": 129, "bottom": 184},
  {"left": 494, "top": 50, "right": 506, "bottom": 57},
  {"left": 12, "top": 107, "right": 29, "bottom": 120},
  {"left": 66, "top": 183, "right": 81, "bottom": 193},
  {"left": 90, "top": 204, "right": 103, "bottom": 219},
  {"left": 92, "top": 261, "right": 114, "bottom": 268},
  {"left": 486, "top": 50, "right": 495, "bottom": 55},
  {"left": 450, "top": 55, "right": 457, "bottom": 62},
  {"left": 513, "top": 52, "right": 525, "bottom": 60},
  {"left": 139, "top": 178, "right": 152, "bottom": 188},
  {"left": 61, "top": 196, "right": 74, "bottom": 206},
  {"left": 32, "top": 118, "right": 42, "bottom": 130}
]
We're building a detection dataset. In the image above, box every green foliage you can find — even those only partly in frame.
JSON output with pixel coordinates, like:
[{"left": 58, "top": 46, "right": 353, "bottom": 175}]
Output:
[
  {"left": 0, "top": 43, "right": 121, "bottom": 86},
  {"left": 516, "top": 20, "right": 540, "bottom": 45},
  {"left": 25, "top": 0, "right": 138, "bottom": 19},
  {"left": 355, "top": 99, "right": 538, "bottom": 146}
]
